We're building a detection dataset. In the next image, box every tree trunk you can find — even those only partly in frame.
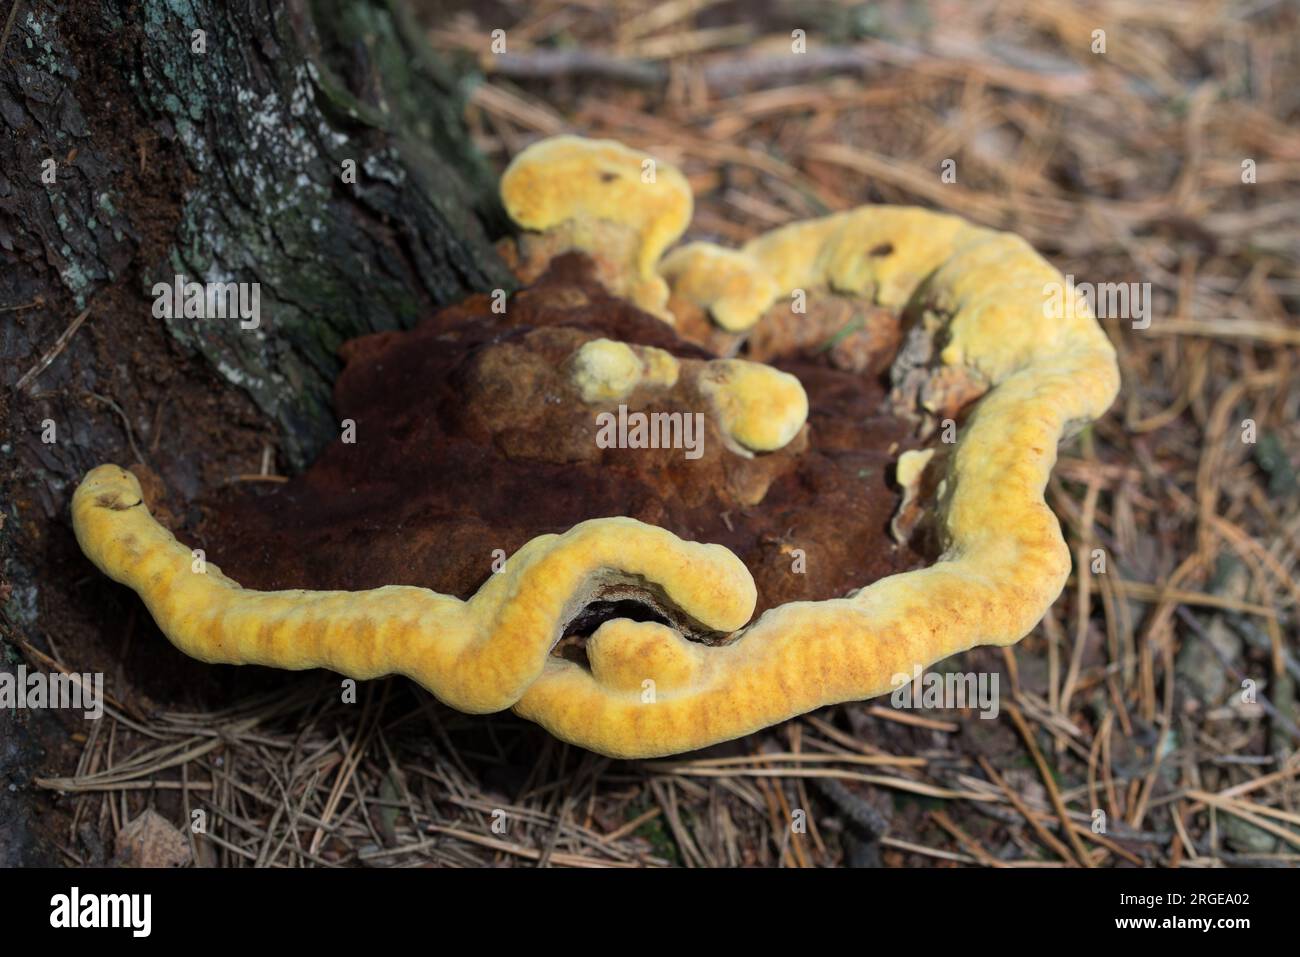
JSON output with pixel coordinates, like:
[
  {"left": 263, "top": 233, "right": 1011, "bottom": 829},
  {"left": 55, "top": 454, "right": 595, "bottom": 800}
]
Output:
[{"left": 0, "top": 0, "right": 509, "bottom": 865}]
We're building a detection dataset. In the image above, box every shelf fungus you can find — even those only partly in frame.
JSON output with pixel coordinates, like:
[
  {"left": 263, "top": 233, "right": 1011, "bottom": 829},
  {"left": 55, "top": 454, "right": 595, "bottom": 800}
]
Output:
[
  {"left": 498, "top": 135, "right": 692, "bottom": 322},
  {"left": 74, "top": 135, "right": 1119, "bottom": 759}
]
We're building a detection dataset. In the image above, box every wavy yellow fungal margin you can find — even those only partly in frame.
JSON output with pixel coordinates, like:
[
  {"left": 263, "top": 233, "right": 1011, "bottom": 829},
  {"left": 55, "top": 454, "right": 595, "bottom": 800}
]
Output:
[
  {"left": 659, "top": 242, "right": 777, "bottom": 332},
  {"left": 500, "top": 135, "right": 692, "bottom": 320},
  {"left": 513, "top": 205, "right": 1120, "bottom": 759},
  {"left": 71, "top": 465, "right": 755, "bottom": 716}
]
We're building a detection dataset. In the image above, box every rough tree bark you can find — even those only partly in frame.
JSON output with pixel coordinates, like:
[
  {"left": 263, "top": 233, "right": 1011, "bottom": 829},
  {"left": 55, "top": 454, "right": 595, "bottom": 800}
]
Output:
[{"left": 0, "top": 0, "right": 511, "bottom": 864}]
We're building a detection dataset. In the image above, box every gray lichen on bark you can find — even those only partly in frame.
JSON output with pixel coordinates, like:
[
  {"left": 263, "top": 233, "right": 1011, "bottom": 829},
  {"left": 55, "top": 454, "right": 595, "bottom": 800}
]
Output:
[
  {"left": 124, "top": 0, "right": 513, "bottom": 465},
  {"left": 2, "top": 3, "right": 135, "bottom": 310}
]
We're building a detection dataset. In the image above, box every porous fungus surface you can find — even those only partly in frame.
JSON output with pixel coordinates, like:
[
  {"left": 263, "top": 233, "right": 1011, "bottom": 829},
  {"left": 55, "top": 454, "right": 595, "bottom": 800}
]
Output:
[{"left": 199, "top": 255, "right": 926, "bottom": 621}]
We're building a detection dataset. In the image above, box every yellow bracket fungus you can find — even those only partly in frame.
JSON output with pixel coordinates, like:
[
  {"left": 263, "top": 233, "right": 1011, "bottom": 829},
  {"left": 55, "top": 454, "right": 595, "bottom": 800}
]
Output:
[
  {"left": 500, "top": 135, "right": 692, "bottom": 321},
  {"left": 568, "top": 338, "right": 809, "bottom": 455},
  {"left": 659, "top": 242, "right": 777, "bottom": 333},
  {"left": 512, "top": 198, "right": 1118, "bottom": 756},
  {"left": 570, "top": 338, "right": 679, "bottom": 402},
  {"left": 73, "top": 466, "right": 754, "bottom": 716},
  {"left": 697, "top": 359, "right": 808, "bottom": 454},
  {"left": 73, "top": 134, "right": 1119, "bottom": 759}
]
